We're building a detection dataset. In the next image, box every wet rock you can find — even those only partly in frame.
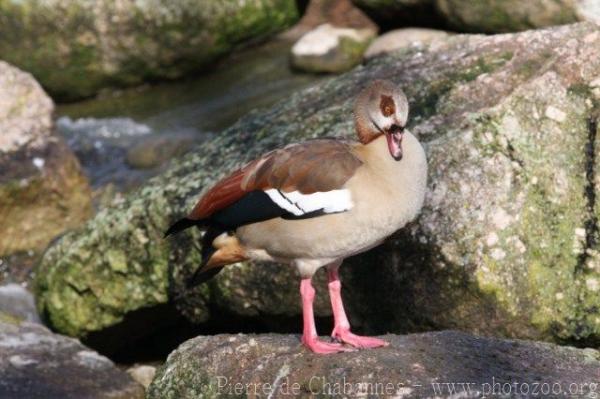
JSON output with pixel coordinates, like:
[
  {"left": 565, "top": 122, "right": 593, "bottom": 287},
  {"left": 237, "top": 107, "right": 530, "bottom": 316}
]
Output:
[
  {"left": 0, "top": 316, "right": 144, "bottom": 399},
  {"left": 35, "top": 23, "right": 600, "bottom": 349},
  {"left": 364, "top": 28, "right": 450, "bottom": 58},
  {"left": 435, "top": 0, "right": 599, "bottom": 33},
  {"left": 57, "top": 116, "right": 156, "bottom": 190},
  {"left": 125, "top": 133, "right": 196, "bottom": 170},
  {"left": 291, "top": 23, "right": 376, "bottom": 73},
  {"left": 147, "top": 331, "right": 600, "bottom": 398},
  {"left": 0, "top": 61, "right": 92, "bottom": 257},
  {"left": 0, "top": 0, "right": 300, "bottom": 101},
  {"left": 0, "top": 284, "right": 40, "bottom": 323}
]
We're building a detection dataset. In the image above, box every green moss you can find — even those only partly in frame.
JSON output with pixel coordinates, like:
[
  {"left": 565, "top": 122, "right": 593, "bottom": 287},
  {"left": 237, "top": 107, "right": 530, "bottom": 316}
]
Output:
[
  {"left": 0, "top": 312, "right": 22, "bottom": 326},
  {"left": 292, "top": 31, "right": 373, "bottom": 74},
  {"left": 514, "top": 50, "right": 555, "bottom": 80},
  {"left": 0, "top": 0, "right": 299, "bottom": 101},
  {"left": 34, "top": 198, "right": 171, "bottom": 336},
  {"left": 338, "top": 36, "right": 372, "bottom": 67},
  {"left": 468, "top": 83, "right": 598, "bottom": 342},
  {"left": 410, "top": 51, "right": 513, "bottom": 120},
  {"left": 461, "top": 52, "right": 514, "bottom": 81},
  {"left": 568, "top": 83, "right": 591, "bottom": 97}
]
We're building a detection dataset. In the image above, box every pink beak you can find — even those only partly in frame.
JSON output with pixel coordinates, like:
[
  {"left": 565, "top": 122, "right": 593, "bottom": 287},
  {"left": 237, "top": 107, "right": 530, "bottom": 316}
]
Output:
[{"left": 385, "top": 125, "right": 404, "bottom": 161}]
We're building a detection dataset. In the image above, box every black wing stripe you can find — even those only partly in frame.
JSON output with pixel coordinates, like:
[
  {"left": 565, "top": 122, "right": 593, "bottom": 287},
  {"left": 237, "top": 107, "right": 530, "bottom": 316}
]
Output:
[{"left": 210, "top": 191, "right": 288, "bottom": 229}]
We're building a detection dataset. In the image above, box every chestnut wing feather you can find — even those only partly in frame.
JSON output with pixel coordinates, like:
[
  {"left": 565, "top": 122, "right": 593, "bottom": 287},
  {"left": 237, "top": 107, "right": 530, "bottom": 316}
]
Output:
[{"left": 188, "top": 139, "right": 362, "bottom": 223}]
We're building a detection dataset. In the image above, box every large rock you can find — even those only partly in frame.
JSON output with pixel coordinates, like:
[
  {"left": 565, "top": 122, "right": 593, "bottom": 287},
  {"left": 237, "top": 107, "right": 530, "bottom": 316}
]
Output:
[
  {"left": 0, "top": 61, "right": 91, "bottom": 257},
  {"left": 147, "top": 331, "right": 600, "bottom": 398},
  {"left": 0, "top": 0, "right": 300, "bottom": 101},
  {"left": 35, "top": 23, "right": 600, "bottom": 350},
  {"left": 0, "top": 316, "right": 144, "bottom": 399},
  {"left": 435, "top": 0, "right": 600, "bottom": 33},
  {"left": 291, "top": 23, "right": 376, "bottom": 73},
  {"left": 364, "top": 28, "right": 450, "bottom": 59}
]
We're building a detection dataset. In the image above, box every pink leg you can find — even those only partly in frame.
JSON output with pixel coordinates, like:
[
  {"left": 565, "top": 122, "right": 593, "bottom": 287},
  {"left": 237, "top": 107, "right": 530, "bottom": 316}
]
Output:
[
  {"left": 328, "top": 267, "right": 388, "bottom": 349},
  {"left": 300, "top": 278, "right": 352, "bottom": 354}
]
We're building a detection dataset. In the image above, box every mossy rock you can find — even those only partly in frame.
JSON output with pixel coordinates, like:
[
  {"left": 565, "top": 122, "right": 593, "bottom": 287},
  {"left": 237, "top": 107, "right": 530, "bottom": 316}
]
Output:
[
  {"left": 35, "top": 23, "right": 600, "bottom": 350},
  {"left": 435, "top": 0, "right": 579, "bottom": 33},
  {"left": 0, "top": 0, "right": 300, "bottom": 101},
  {"left": 291, "top": 23, "right": 375, "bottom": 73}
]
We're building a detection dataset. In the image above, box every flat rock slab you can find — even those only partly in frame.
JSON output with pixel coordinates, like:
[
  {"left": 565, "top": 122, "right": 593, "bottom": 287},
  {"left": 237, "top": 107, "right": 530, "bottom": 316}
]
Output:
[
  {"left": 0, "top": 318, "right": 143, "bottom": 399},
  {"left": 148, "top": 330, "right": 600, "bottom": 398}
]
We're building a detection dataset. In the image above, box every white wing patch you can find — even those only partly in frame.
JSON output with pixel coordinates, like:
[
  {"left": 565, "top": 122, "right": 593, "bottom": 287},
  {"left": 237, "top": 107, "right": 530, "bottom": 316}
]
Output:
[{"left": 265, "top": 188, "right": 353, "bottom": 216}]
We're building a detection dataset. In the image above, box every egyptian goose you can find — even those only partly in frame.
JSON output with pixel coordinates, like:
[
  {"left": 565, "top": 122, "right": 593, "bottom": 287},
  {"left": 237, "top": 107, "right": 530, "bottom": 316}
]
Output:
[{"left": 166, "top": 80, "right": 427, "bottom": 354}]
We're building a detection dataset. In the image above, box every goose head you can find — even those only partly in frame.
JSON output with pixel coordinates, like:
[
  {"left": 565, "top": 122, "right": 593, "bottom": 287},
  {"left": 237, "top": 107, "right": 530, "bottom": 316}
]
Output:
[{"left": 354, "top": 80, "right": 409, "bottom": 161}]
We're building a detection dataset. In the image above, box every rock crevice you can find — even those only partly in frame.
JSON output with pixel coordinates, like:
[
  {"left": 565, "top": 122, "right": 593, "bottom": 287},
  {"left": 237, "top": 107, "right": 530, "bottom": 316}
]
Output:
[{"left": 577, "top": 111, "right": 600, "bottom": 273}]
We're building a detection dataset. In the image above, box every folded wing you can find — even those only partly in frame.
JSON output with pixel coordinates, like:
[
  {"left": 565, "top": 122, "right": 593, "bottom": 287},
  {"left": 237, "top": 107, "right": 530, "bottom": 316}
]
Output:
[{"left": 188, "top": 139, "right": 363, "bottom": 229}]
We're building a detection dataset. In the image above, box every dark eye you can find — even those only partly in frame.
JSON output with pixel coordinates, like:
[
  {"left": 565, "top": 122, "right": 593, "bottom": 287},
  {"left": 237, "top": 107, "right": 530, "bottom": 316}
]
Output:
[{"left": 380, "top": 95, "right": 395, "bottom": 117}]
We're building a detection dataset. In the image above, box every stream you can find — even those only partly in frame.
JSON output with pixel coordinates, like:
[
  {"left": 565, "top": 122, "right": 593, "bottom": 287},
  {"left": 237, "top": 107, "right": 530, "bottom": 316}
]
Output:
[{"left": 56, "top": 39, "right": 325, "bottom": 191}]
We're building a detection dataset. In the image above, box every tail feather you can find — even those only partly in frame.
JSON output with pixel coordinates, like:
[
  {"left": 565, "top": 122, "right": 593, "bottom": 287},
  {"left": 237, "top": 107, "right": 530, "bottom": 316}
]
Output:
[
  {"left": 166, "top": 218, "right": 229, "bottom": 287},
  {"left": 164, "top": 217, "right": 202, "bottom": 238},
  {"left": 187, "top": 267, "right": 224, "bottom": 288},
  {"left": 187, "top": 226, "right": 227, "bottom": 287}
]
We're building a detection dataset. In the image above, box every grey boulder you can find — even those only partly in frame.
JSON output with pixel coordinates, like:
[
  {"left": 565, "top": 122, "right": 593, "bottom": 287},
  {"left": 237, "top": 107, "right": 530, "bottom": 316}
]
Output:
[
  {"left": 0, "top": 316, "right": 144, "bottom": 399},
  {"left": 147, "top": 331, "right": 600, "bottom": 398}
]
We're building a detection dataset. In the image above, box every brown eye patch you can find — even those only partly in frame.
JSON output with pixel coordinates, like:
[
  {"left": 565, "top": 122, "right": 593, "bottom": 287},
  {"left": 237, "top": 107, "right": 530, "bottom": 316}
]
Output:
[{"left": 380, "top": 95, "right": 395, "bottom": 117}]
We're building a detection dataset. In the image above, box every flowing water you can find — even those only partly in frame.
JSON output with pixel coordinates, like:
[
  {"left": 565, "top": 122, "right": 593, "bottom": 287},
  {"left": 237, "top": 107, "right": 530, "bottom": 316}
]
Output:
[{"left": 57, "top": 39, "right": 325, "bottom": 191}]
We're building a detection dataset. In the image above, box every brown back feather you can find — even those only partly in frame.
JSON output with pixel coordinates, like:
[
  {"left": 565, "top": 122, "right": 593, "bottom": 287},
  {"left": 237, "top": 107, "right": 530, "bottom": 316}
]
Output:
[{"left": 188, "top": 139, "right": 362, "bottom": 221}]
